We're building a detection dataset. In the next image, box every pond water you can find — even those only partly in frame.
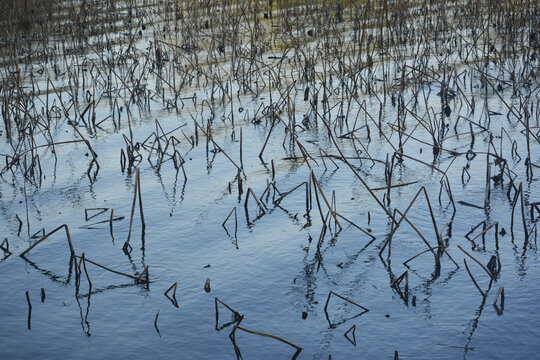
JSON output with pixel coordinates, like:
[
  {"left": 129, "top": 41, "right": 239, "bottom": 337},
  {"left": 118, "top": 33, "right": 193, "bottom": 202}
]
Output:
[{"left": 0, "top": 1, "right": 539, "bottom": 359}]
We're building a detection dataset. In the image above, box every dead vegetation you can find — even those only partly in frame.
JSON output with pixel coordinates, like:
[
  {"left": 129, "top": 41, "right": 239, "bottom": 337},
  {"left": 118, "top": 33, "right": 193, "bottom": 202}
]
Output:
[{"left": 0, "top": 0, "right": 539, "bottom": 358}]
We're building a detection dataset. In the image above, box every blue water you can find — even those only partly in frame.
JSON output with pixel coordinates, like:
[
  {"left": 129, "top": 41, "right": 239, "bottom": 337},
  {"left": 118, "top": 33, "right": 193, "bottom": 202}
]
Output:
[{"left": 1, "top": 2, "right": 539, "bottom": 359}]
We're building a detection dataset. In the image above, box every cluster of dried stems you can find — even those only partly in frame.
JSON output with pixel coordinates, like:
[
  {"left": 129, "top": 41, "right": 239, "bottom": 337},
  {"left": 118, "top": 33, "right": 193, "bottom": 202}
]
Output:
[{"left": 1, "top": 0, "right": 539, "bottom": 357}]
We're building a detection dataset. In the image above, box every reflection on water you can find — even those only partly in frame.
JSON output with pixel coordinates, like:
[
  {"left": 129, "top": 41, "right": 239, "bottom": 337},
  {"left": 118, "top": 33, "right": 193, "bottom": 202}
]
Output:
[{"left": 0, "top": 0, "right": 539, "bottom": 359}]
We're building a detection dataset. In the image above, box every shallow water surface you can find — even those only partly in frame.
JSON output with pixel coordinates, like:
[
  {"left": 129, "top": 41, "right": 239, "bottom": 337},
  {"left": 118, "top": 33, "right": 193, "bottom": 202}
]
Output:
[{"left": 0, "top": 1, "right": 539, "bottom": 359}]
